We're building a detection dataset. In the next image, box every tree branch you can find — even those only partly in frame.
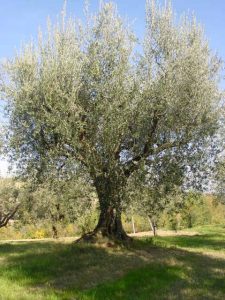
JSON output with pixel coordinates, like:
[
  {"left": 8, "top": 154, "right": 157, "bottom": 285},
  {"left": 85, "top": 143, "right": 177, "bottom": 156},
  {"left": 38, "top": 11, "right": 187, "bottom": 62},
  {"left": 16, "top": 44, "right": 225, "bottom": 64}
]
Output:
[
  {"left": 0, "top": 204, "right": 20, "bottom": 228},
  {"left": 123, "top": 110, "right": 159, "bottom": 177}
]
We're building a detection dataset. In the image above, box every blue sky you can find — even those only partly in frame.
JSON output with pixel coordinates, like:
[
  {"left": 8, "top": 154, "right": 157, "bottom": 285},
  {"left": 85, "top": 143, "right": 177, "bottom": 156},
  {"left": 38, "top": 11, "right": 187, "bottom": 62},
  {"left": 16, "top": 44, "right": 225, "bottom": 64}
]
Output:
[
  {"left": 0, "top": 0, "right": 225, "bottom": 59},
  {"left": 0, "top": 0, "right": 225, "bottom": 176}
]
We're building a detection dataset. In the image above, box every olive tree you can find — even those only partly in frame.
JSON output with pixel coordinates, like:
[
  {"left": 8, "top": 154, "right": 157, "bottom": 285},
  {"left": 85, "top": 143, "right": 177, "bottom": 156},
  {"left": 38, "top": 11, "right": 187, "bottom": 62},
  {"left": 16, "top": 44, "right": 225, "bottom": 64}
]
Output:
[
  {"left": 125, "top": 158, "right": 184, "bottom": 236},
  {"left": 20, "top": 176, "right": 96, "bottom": 238},
  {"left": 0, "top": 1, "right": 222, "bottom": 241}
]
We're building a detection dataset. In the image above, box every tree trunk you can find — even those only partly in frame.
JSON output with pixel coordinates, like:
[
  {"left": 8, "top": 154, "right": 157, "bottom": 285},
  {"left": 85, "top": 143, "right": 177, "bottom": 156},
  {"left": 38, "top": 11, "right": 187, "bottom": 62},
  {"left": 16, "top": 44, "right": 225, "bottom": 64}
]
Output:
[
  {"left": 131, "top": 215, "right": 136, "bottom": 234},
  {"left": 77, "top": 176, "right": 131, "bottom": 243},
  {"left": 52, "top": 224, "right": 58, "bottom": 239},
  {"left": 148, "top": 216, "right": 157, "bottom": 237},
  {"left": 94, "top": 206, "right": 129, "bottom": 240}
]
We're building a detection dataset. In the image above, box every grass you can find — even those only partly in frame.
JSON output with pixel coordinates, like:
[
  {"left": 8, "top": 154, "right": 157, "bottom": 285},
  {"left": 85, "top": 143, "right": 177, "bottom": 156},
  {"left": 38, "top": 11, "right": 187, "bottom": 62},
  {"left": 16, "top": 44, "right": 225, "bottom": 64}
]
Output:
[
  {"left": 0, "top": 225, "right": 224, "bottom": 299},
  {"left": 152, "top": 224, "right": 225, "bottom": 254}
]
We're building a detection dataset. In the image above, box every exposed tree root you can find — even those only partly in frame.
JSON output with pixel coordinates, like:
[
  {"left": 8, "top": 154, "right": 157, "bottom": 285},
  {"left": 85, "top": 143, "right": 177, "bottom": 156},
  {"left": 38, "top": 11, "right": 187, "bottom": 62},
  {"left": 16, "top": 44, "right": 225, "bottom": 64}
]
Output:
[{"left": 76, "top": 227, "right": 133, "bottom": 247}]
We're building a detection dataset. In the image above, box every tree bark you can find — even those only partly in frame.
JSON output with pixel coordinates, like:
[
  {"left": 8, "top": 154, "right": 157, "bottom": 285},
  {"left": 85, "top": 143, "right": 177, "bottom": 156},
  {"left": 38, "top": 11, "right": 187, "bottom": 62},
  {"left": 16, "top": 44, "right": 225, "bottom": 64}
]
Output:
[
  {"left": 94, "top": 205, "right": 129, "bottom": 240},
  {"left": 0, "top": 204, "right": 20, "bottom": 229},
  {"left": 52, "top": 225, "right": 58, "bottom": 239},
  {"left": 77, "top": 176, "right": 131, "bottom": 243},
  {"left": 148, "top": 216, "right": 157, "bottom": 237},
  {"left": 131, "top": 215, "right": 136, "bottom": 234}
]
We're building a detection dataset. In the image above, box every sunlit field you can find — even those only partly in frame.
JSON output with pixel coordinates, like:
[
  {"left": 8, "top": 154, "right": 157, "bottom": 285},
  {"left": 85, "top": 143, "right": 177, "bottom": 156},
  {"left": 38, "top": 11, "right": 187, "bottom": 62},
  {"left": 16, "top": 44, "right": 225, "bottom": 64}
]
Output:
[{"left": 0, "top": 225, "right": 224, "bottom": 300}]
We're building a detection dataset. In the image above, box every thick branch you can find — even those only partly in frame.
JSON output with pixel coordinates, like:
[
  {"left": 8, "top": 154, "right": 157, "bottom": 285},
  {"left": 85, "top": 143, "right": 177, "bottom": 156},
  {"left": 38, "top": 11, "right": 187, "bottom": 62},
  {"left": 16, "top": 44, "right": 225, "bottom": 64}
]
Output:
[
  {"left": 123, "top": 111, "right": 159, "bottom": 177},
  {"left": 124, "top": 139, "right": 181, "bottom": 177},
  {"left": 63, "top": 144, "right": 88, "bottom": 168}
]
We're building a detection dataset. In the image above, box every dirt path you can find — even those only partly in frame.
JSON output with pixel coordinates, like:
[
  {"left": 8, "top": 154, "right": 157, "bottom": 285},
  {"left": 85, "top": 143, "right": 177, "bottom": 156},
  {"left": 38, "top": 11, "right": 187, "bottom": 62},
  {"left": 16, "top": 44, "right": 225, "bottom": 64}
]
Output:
[
  {"left": 0, "top": 229, "right": 198, "bottom": 243},
  {"left": 129, "top": 229, "right": 198, "bottom": 237}
]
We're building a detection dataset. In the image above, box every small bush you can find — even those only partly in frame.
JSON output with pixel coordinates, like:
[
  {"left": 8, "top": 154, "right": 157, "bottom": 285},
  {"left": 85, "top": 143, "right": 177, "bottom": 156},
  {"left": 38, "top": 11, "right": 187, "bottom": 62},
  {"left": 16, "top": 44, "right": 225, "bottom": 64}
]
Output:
[{"left": 33, "top": 229, "right": 48, "bottom": 239}]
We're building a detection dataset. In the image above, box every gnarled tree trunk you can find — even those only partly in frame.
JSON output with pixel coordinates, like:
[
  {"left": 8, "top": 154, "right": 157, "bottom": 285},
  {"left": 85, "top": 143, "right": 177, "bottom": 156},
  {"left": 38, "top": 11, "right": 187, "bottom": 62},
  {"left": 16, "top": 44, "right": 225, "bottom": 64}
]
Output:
[
  {"left": 77, "top": 175, "right": 130, "bottom": 243},
  {"left": 93, "top": 204, "right": 129, "bottom": 240}
]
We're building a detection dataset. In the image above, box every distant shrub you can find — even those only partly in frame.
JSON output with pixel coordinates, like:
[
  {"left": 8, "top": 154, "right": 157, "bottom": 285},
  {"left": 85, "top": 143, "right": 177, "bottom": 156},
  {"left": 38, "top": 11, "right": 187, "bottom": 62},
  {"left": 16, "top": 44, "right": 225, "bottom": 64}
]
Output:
[
  {"left": 159, "top": 195, "right": 225, "bottom": 230},
  {"left": 33, "top": 229, "right": 48, "bottom": 239}
]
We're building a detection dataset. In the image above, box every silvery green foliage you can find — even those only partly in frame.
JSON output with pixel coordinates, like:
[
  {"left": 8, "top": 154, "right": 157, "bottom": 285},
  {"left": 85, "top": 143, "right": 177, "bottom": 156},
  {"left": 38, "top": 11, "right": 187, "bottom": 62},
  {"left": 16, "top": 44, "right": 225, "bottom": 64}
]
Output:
[
  {"left": 0, "top": 124, "right": 6, "bottom": 155},
  {"left": 19, "top": 176, "right": 95, "bottom": 225},
  {"left": 0, "top": 1, "right": 222, "bottom": 213}
]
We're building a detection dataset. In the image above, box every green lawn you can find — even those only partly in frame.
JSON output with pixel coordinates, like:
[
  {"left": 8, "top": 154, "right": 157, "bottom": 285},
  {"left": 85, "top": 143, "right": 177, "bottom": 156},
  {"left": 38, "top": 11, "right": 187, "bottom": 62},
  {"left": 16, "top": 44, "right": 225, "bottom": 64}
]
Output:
[{"left": 0, "top": 225, "right": 225, "bottom": 300}]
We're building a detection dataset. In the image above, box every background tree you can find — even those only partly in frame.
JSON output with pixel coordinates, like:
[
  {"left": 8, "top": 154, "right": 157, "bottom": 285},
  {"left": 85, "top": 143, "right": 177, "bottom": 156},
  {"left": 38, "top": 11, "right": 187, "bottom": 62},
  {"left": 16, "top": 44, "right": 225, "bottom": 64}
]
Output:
[
  {"left": 0, "top": 178, "right": 20, "bottom": 228},
  {"left": 216, "top": 159, "right": 225, "bottom": 204},
  {"left": 20, "top": 176, "right": 96, "bottom": 238},
  {"left": 125, "top": 165, "right": 181, "bottom": 236},
  {"left": 0, "top": 1, "right": 222, "bottom": 241}
]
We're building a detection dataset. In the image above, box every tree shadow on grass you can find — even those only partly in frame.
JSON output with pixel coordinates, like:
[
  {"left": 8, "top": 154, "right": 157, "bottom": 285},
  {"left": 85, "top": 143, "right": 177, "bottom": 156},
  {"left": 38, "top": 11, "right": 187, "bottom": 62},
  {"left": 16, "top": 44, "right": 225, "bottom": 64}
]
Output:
[
  {"left": 0, "top": 241, "right": 148, "bottom": 290},
  {"left": 82, "top": 239, "right": 225, "bottom": 300},
  {"left": 0, "top": 235, "right": 225, "bottom": 299},
  {"left": 0, "top": 240, "right": 57, "bottom": 255}
]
